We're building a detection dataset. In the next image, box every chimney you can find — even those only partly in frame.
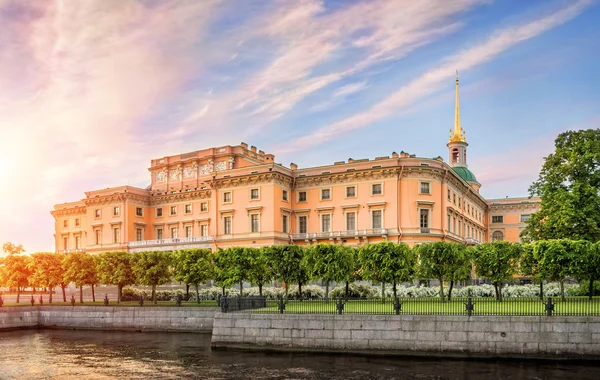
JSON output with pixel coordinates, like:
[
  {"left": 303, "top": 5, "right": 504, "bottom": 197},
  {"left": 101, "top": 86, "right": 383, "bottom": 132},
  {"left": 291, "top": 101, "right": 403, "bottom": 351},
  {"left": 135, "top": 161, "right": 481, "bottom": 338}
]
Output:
[
  {"left": 240, "top": 142, "right": 248, "bottom": 149},
  {"left": 400, "top": 151, "right": 409, "bottom": 158},
  {"left": 250, "top": 146, "right": 257, "bottom": 153},
  {"left": 391, "top": 152, "right": 399, "bottom": 158},
  {"left": 290, "top": 163, "right": 298, "bottom": 170},
  {"left": 347, "top": 158, "right": 354, "bottom": 163},
  {"left": 264, "top": 154, "right": 274, "bottom": 162}
]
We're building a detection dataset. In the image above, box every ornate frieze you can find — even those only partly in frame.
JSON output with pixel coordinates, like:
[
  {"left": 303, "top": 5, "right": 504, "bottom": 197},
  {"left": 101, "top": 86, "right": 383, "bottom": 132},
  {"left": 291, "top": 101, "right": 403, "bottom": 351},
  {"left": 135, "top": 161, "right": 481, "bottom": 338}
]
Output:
[
  {"left": 295, "top": 168, "right": 397, "bottom": 189},
  {"left": 183, "top": 166, "right": 196, "bottom": 179},
  {"left": 169, "top": 167, "right": 182, "bottom": 181},
  {"left": 156, "top": 168, "right": 167, "bottom": 183},
  {"left": 215, "top": 172, "right": 293, "bottom": 189},
  {"left": 83, "top": 193, "right": 151, "bottom": 207},
  {"left": 215, "top": 161, "right": 227, "bottom": 171},
  {"left": 149, "top": 190, "right": 211, "bottom": 206},
  {"left": 51, "top": 207, "right": 87, "bottom": 218}
]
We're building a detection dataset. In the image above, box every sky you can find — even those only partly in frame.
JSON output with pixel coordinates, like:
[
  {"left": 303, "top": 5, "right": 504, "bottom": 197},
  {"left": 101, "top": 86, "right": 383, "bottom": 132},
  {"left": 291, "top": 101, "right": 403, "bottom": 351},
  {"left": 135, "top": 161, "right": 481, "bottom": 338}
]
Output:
[{"left": 0, "top": 0, "right": 598, "bottom": 254}]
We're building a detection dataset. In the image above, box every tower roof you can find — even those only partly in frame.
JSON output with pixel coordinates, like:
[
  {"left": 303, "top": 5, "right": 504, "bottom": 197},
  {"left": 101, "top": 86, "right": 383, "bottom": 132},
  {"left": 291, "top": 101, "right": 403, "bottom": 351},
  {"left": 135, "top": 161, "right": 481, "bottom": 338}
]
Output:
[
  {"left": 452, "top": 166, "right": 478, "bottom": 183},
  {"left": 449, "top": 72, "right": 466, "bottom": 144}
]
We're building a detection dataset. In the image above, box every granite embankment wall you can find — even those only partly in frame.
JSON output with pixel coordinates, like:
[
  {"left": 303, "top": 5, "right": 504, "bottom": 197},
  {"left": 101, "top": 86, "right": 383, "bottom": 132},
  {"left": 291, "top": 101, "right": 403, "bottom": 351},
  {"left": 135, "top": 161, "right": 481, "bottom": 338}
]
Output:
[
  {"left": 212, "top": 313, "right": 600, "bottom": 359},
  {"left": 0, "top": 306, "right": 217, "bottom": 332}
]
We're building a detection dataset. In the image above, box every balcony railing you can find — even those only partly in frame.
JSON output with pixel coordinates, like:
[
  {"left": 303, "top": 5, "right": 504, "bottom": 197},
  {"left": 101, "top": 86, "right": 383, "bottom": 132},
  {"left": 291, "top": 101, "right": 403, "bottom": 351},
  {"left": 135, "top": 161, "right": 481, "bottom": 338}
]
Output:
[
  {"left": 290, "top": 229, "right": 387, "bottom": 241},
  {"left": 55, "top": 249, "right": 84, "bottom": 254},
  {"left": 420, "top": 227, "right": 431, "bottom": 234},
  {"left": 465, "top": 237, "right": 481, "bottom": 245},
  {"left": 128, "top": 236, "right": 213, "bottom": 248}
]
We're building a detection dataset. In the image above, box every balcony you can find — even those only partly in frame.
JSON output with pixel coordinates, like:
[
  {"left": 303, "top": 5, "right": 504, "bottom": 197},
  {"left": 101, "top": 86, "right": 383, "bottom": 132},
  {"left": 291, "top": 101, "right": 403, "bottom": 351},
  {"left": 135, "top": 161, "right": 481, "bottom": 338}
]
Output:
[
  {"left": 290, "top": 229, "right": 387, "bottom": 241},
  {"left": 55, "top": 249, "right": 85, "bottom": 254},
  {"left": 420, "top": 227, "right": 431, "bottom": 234},
  {"left": 465, "top": 237, "right": 481, "bottom": 245},
  {"left": 128, "top": 236, "right": 213, "bottom": 251}
]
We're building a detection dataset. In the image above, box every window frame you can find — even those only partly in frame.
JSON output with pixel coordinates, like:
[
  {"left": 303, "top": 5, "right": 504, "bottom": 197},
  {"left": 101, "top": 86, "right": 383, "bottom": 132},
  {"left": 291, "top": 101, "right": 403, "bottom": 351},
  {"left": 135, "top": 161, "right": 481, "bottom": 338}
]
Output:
[
  {"left": 520, "top": 214, "right": 531, "bottom": 223},
  {"left": 298, "top": 215, "right": 308, "bottom": 234},
  {"left": 371, "top": 183, "right": 383, "bottom": 196},
  {"left": 297, "top": 191, "right": 307, "bottom": 203},
  {"left": 63, "top": 220, "right": 68, "bottom": 228},
  {"left": 156, "top": 207, "right": 163, "bottom": 217},
  {"left": 282, "top": 190, "right": 289, "bottom": 202},
  {"left": 320, "top": 213, "right": 332, "bottom": 233},
  {"left": 223, "top": 191, "right": 233, "bottom": 204},
  {"left": 112, "top": 227, "right": 120, "bottom": 244},
  {"left": 200, "top": 202, "right": 208, "bottom": 213},
  {"left": 184, "top": 204, "right": 193, "bottom": 215},
  {"left": 320, "top": 188, "right": 332, "bottom": 201},
  {"left": 156, "top": 228, "right": 163, "bottom": 240},
  {"left": 345, "top": 211, "right": 356, "bottom": 231},
  {"left": 371, "top": 209, "right": 383, "bottom": 229},
  {"left": 492, "top": 215, "right": 504, "bottom": 224},
  {"left": 250, "top": 213, "right": 260, "bottom": 233},
  {"left": 223, "top": 215, "right": 233, "bottom": 235},
  {"left": 249, "top": 188, "right": 260, "bottom": 201},
  {"left": 135, "top": 207, "right": 143, "bottom": 217},
  {"left": 345, "top": 185, "right": 357, "bottom": 198},
  {"left": 419, "top": 182, "right": 431, "bottom": 195},
  {"left": 135, "top": 228, "right": 143, "bottom": 242},
  {"left": 170, "top": 205, "right": 177, "bottom": 216},
  {"left": 114, "top": 206, "right": 121, "bottom": 217},
  {"left": 94, "top": 209, "right": 101, "bottom": 219},
  {"left": 282, "top": 214, "right": 289, "bottom": 233}
]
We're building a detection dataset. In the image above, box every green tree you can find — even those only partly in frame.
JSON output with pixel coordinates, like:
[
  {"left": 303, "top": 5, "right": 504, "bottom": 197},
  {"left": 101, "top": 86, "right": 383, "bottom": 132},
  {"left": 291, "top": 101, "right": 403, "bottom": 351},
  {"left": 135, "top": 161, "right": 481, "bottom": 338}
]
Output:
[
  {"left": 263, "top": 245, "right": 309, "bottom": 298},
  {"left": 472, "top": 241, "right": 522, "bottom": 301},
  {"left": 304, "top": 244, "right": 353, "bottom": 298},
  {"left": 131, "top": 251, "right": 172, "bottom": 304},
  {"left": 522, "top": 129, "right": 600, "bottom": 242},
  {"left": 63, "top": 252, "right": 99, "bottom": 303},
  {"left": 519, "top": 243, "right": 546, "bottom": 300},
  {"left": 571, "top": 241, "right": 600, "bottom": 299},
  {"left": 359, "top": 242, "right": 415, "bottom": 298},
  {"left": 29, "top": 252, "right": 64, "bottom": 303},
  {"left": 2, "top": 242, "right": 25, "bottom": 256},
  {"left": 343, "top": 246, "right": 362, "bottom": 298},
  {"left": 416, "top": 242, "right": 462, "bottom": 302},
  {"left": 96, "top": 251, "right": 135, "bottom": 303},
  {"left": 247, "top": 247, "right": 273, "bottom": 296},
  {"left": 533, "top": 239, "right": 580, "bottom": 301},
  {"left": 172, "top": 248, "right": 213, "bottom": 303},
  {"left": 213, "top": 247, "right": 251, "bottom": 296},
  {"left": 3, "top": 253, "right": 31, "bottom": 303},
  {"left": 447, "top": 245, "right": 472, "bottom": 301}
]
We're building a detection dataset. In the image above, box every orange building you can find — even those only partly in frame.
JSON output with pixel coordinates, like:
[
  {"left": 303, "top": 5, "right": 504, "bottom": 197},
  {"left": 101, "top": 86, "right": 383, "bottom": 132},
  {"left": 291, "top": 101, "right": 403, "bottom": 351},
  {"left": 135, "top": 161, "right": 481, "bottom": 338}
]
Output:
[{"left": 51, "top": 77, "right": 539, "bottom": 253}]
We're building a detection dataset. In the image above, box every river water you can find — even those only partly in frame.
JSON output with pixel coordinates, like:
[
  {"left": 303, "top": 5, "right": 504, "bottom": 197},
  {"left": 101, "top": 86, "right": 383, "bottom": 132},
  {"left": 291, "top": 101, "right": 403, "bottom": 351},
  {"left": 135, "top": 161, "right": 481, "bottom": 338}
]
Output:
[{"left": 0, "top": 330, "right": 597, "bottom": 379}]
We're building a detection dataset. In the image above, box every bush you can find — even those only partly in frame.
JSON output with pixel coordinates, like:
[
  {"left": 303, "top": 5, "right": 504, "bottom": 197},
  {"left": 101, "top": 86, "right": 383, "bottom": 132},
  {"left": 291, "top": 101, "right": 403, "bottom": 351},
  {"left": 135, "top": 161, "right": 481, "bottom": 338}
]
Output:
[
  {"left": 329, "top": 283, "right": 379, "bottom": 298},
  {"left": 121, "top": 288, "right": 186, "bottom": 301},
  {"left": 196, "top": 286, "right": 239, "bottom": 300},
  {"left": 287, "top": 285, "right": 325, "bottom": 299},
  {"left": 575, "top": 281, "right": 600, "bottom": 297},
  {"left": 242, "top": 287, "right": 284, "bottom": 299}
]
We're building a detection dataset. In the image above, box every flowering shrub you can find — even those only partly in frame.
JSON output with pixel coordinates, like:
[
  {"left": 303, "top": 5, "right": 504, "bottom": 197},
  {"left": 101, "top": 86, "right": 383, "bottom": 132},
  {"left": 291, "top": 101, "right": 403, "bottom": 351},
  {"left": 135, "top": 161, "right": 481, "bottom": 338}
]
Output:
[
  {"left": 329, "top": 283, "right": 379, "bottom": 298},
  {"left": 121, "top": 288, "right": 186, "bottom": 301},
  {"left": 287, "top": 285, "right": 325, "bottom": 299},
  {"left": 196, "top": 286, "right": 240, "bottom": 300},
  {"left": 242, "top": 287, "right": 284, "bottom": 299}
]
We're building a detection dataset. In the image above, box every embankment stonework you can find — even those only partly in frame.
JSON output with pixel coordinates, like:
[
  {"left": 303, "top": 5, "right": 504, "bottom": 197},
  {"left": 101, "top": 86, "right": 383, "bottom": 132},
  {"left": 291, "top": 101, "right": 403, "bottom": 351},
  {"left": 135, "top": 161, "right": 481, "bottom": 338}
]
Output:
[
  {"left": 212, "top": 314, "right": 600, "bottom": 359},
  {"left": 0, "top": 306, "right": 217, "bottom": 332}
]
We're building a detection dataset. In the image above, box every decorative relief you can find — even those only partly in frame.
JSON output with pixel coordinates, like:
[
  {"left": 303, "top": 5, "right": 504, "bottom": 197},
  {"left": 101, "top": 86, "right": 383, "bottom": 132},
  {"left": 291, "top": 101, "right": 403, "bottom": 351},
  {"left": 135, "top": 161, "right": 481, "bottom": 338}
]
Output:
[
  {"left": 228, "top": 157, "right": 235, "bottom": 169},
  {"left": 215, "top": 161, "right": 227, "bottom": 171},
  {"left": 156, "top": 168, "right": 167, "bottom": 183},
  {"left": 169, "top": 167, "right": 182, "bottom": 181},
  {"left": 150, "top": 190, "right": 211, "bottom": 206},
  {"left": 183, "top": 166, "right": 196, "bottom": 179},
  {"left": 84, "top": 194, "right": 150, "bottom": 207},
  {"left": 215, "top": 173, "right": 292, "bottom": 189},
  {"left": 51, "top": 207, "right": 87, "bottom": 217},
  {"left": 295, "top": 169, "right": 396, "bottom": 189},
  {"left": 199, "top": 164, "right": 211, "bottom": 175}
]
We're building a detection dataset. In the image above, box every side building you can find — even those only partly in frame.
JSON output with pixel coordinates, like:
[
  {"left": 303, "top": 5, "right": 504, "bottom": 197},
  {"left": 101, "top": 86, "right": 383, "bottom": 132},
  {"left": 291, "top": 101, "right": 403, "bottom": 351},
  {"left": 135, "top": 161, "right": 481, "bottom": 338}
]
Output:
[{"left": 51, "top": 78, "right": 540, "bottom": 253}]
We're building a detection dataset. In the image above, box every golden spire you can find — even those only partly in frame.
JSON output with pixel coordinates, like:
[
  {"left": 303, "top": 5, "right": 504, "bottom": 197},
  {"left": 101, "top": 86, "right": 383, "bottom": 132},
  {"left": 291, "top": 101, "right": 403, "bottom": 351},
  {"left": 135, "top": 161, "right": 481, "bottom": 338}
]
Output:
[{"left": 449, "top": 71, "right": 466, "bottom": 143}]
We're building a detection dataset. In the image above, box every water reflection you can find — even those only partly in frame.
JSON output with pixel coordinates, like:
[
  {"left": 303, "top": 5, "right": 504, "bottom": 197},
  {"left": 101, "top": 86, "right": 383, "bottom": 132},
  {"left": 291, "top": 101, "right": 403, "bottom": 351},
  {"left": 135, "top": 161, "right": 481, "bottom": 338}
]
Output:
[{"left": 0, "top": 330, "right": 597, "bottom": 379}]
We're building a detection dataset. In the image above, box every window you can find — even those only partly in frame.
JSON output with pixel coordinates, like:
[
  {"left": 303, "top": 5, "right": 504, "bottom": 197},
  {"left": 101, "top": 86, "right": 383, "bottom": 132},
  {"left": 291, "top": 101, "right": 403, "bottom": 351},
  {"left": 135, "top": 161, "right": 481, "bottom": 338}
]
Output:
[
  {"left": 520, "top": 214, "right": 531, "bottom": 223},
  {"left": 185, "top": 204, "right": 192, "bottom": 214},
  {"left": 420, "top": 182, "right": 430, "bottom": 194},
  {"left": 468, "top": 204, "right": 471, "bottom": 214},
  {"left": 156, "top": 228, "right": 163, "bottom": 240},
  {"left": 458, "top": 198, "right": 461, "bottom": 208},
  {"left": 200, "top": 202, "right": 208, "bottom": 212},
  {"left": 282, "top": 215, "right": 288, "bottom": 233},
  {"left": 420, "top": 209, "right": 429, "bottom": 229},
  {"left": 282, "top": 190, "right": 288, "bottom": 202},
  {"left": 448, "top": 214, "right": 451, "bottom": 232},
  {"left": 223, "top": 216, "right": 232, "bottom": 234},
  {"left": 250, "top": 214, "right": 259, "bottom": 233},
  {"left": 372, "top": 183, "right": 382, "bottom": 195},
  {"left": 156, "top": 208, "right": 163, "bottom": 217},
  {"left": 63, "top": 237, "right": 68, "bottom": 250},
  {"left": 114, "top": 206, "right": 120, "bottom": 216},
  {"left": 321, "top": 189, "right": 331, "bottom": 200},
  {"left": 75, "top": 236, "right": 80, "bottom": 250},
  {"left": 63, "top": 220, "right": 68, "bottom": 228},
  {"left": 75, "top": 218, "right": 80, "bottom": 227},
  {"left": 200, "top": 224, "right": 208, "bottom": 236},
  {"left": 171, "top": 227, "right": 178, "bottom": 239},
  {"left": 321, "top": 214, "right": 331, "bottom": 232},
  {"left": 136, "top": 207, "right": 143, "bottom": 217},
  {"left": 492, "top": 215, "right": 503, "bottom": 223},
  {"left": 136, "top": 228, "right": 143, "bottom": 241},
  {"left": 113, "top": 228, "right": 120, "bottom": 244},
  {"left": 492, "top": 231, "right": 504, "bottom": 241},
  {"left": 453, "top": 217, "right": 456, "bottom": 234},
  {"left": 223, "top": 191, "right": 232, "bottom": 203},
  {"left": 298, "top": 191, "right": 307, "bottom": 202},
  {"left": 298, "top": 215, "right": 308, "bottom": 234},
  {"left": 185, "top": 225, "right": 192, "bottom": 238},
  {"left": 346, "top": 186, "right": 356, "bottom": 198},
  {"left": 250, "top": 188, "right": 259, "bottom": 200},
  {"left": 346, "top": 212, "right": 356, "bottom": 231},
  {"left": 170, "top": 206, "right": 177, "bottom": 216},
  {"left": 95, "top": 230, "right": 102, "bottom": 245},
  {"left": 447, "top": 189, "right": 451, "bottom": 200},
  {"left": 95, "top": 209, "right": 101, "bottom": 218},
  {"left": 372, "top": 210, "right": 382, "bottom": 229}
]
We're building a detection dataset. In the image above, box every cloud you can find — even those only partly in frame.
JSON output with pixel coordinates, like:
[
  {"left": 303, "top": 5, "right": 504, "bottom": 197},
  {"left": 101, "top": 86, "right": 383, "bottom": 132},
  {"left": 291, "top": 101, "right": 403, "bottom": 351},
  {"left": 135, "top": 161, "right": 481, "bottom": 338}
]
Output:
[
  {"left": 310, "top": 81, "right": 369, "bottom": 112},
  {"left": 274, "top": 0, "right": 594, "bottom": 153}
]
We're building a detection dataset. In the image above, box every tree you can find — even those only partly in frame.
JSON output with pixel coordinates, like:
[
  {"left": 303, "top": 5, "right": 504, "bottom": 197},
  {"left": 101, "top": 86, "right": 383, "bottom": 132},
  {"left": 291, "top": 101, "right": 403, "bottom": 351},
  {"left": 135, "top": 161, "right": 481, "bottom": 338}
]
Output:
[
  {"left": 343, "top": 246, "right": 362, "bottom": 298},
  {"left": 247, "top": 248, "right": 273, "bottom": 296},
  {"left": 571, "top": 241, "right": 600, "bottom": 300},
  {"left": 519, "top": 243, "right": 545, "bottom": 300},
  {"left": 214, "top": 247, "right": 252, "bottom": 296},
  {"left": 172, "top": 248, "right": 213, "bottom": 303},
  {"left": 304, "top": 244, "right": 353, "bottom": 298},
  {"left": 522, "top": 129, "right": 600, "bottom": 243},
  {"left": 131, "top": 251, "right": 172, "bottom": 304},
  {"left": 533, "top": 239, "right": 580, "bottom": 301},
  {"left": 29, "top": 252, "right": 64, "bottom": 303},
  {"left": 63, "top": 252, "right": 99, "bottom": 303},
  {"left": 2, "top": 242, "right": 25, "bottom": 256},
  {"left": 472, "top": 241, "right": 522, "bottom": 301},
  {"left": 447, "top": 245, "right": 472, "bottom": 301},
  {"left": 263, "top": 245, "right": 309, "bottom": 298},
  {"left": 3, "top": 254, "right": 31, "bottom": 303},
  {"left": 359, "top": 242, "right": 415, "bottom": 298},
  {"left": 416, "top": 242, "right": 462, "bottom": 302},
  {"left": 96, "top": 251, "right": 135, "bottom": 303}
]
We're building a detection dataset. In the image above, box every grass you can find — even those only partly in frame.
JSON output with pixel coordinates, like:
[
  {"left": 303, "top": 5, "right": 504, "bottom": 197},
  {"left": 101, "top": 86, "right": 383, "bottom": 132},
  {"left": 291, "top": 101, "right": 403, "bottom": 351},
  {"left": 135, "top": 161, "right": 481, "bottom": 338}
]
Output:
[
  {"left": 237, "top": 297, "right": 600, "bottom": 316},
  {"left": 0, "top": 300, "right": 218, "bottom": 308}
]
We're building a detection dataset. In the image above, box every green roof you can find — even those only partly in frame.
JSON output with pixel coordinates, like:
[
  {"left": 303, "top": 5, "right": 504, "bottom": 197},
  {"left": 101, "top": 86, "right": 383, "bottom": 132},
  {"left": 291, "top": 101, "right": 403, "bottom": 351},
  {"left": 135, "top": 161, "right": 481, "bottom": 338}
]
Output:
[{"left": 452, "top": 167, "right": 478, "bottom": 183}]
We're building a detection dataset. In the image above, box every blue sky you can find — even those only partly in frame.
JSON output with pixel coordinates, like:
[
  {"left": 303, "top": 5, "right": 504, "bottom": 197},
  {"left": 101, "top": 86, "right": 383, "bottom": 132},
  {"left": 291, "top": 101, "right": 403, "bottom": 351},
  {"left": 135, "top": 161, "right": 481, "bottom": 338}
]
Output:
[{"left": 0, "top": 0, "right": 598, "bottom": 253}]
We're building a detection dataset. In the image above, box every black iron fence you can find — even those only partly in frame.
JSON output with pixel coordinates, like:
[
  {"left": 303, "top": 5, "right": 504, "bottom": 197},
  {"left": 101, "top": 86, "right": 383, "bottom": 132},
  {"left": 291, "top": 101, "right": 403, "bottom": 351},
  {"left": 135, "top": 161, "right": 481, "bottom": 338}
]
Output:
[{"left": 219, "top": 296, "right": 600, "bottom": 316}]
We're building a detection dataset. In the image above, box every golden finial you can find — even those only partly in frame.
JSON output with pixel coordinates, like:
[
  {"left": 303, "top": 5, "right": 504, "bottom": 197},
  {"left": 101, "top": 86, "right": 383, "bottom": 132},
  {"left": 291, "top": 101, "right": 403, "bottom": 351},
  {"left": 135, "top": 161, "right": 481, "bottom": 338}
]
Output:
[{"left": 449, "top": 71, "right": 466, "bottom": 143}]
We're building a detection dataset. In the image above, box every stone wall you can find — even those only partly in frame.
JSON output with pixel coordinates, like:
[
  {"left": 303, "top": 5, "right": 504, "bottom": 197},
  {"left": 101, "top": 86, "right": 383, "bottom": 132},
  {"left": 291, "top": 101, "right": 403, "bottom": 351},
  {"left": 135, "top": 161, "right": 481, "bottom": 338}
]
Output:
[
  {"left": 0, "top": 306, "right": 217, "bottom": 333},
  {"left": 212, "top": 314, "right": 600, "bottom": 359}
]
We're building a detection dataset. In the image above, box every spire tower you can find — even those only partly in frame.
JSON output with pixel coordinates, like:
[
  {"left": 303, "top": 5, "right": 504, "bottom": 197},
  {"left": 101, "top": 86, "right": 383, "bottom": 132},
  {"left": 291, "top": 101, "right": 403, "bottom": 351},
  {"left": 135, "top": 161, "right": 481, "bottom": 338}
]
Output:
[{"left": 449, "top": 71, "right": 466, "bottom": 143}]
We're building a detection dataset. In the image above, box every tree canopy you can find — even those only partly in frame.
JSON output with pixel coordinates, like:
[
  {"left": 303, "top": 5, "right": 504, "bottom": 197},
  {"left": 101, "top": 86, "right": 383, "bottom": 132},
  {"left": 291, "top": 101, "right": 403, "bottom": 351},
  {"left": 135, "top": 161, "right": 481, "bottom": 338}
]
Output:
[
  {"left": 263, "top": 245, "right": 309, "bottom": 297},
  {"left": 472, "top": 241, "right": 522, "bottom": 301},
  {"left": 172, "top": 248, "right": 214, "bottom": 303},
  {"left": 96, "top": 251, "right": 135, "bottom": 302},
  {"left": 304, "top": 244, "right": 353, "bottom": 297},
  {"left": 416, "top": 242, "right": 463, "bottom": 301},
  {"left": 131, "top": 251, "right": 172, "bottom": 303},
  {"left": 29, "top": 252, "right": 64, "bottom": 303},
  {"left": 359, "top": 241, "right": 415, "bottom": 298}
]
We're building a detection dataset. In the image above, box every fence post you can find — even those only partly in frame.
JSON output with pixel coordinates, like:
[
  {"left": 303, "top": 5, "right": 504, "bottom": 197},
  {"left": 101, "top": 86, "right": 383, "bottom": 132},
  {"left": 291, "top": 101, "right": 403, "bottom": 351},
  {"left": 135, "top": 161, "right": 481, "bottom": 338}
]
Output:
[
  {"left": 278, "top": 297, "right": 285, "bottom": 314},
  {"left": 221, "top": 295, "right": 229, "bottom": 313},
  {"left": 545, "top": 297, "right": 554, "bottom": 316},
  {"left": 336, "top": 298, "right": 344, "bottom": 315},
  {"left": 0, "top": 295, "right": 3, "bottom": 307},
  {"left": 394, "top": 297, "right": 402, "bottom": 315},
  {"left": 30, "top": 295, "right": 35, "bottom": 306},
  {"left": 465, "top": 297, "right": 474, "bottom": 317},
  {"left": 139, "top": 295, "right": 144, "bottom": 307},
  {"left": 103, "top": 294, "right": 109, "bottom": 306}
]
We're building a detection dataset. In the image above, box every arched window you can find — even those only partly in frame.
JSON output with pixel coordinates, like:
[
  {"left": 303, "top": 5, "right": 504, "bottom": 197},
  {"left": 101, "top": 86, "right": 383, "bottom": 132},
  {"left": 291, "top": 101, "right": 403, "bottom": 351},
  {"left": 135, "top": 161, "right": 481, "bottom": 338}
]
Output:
[
  {"left": 452, "top": 148, "right": 460, "bottom": 164},
  {"left": 492, "top": 231, "right": 504, "bottom": 241}
]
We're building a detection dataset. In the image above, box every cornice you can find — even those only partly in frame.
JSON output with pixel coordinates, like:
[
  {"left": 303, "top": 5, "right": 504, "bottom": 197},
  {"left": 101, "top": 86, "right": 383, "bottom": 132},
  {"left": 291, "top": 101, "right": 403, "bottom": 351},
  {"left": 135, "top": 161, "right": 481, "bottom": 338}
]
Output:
[
  {"left": 295, "top": 168, "right": 397, "bottom": 189},
  {"left": 489, "top": 203, "right": 541, "bottom": 212},
  {"left": 215, "top": 172, "right": 292, "bottom": 189},
  {"left": 149, "top": 190, "right": 211, "bottom": 206},
  {"left": 51, "top": 207, "right": 87, "bottom": 218},
  {"left": 84, "top": 193, "right": 150, "bottom": 207}
]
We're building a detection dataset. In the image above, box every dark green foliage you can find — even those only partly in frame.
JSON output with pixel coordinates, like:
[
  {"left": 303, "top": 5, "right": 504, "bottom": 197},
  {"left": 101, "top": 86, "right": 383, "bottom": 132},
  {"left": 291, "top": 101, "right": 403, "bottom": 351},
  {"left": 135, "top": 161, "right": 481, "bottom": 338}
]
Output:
[
  {"left": 62, "top": 252, "right": 99, "bottom": 303},
  {"left": 263, "top": 245, "right": 309, "bottom": 297},
  {"left": 416, "top": 242, "right": 464, "bottom": 301},
  {"left": 214, "top": 247, "right": 252, "bottom": 296},
  {"left": 131, "top": 251, "right": 172, "bottom": 304},
  {"left": 472, "top": 241, "right": 522, "bottom": 301},
  {"left": 359, "top": 242, "right": 415, "bottom": 298},
  {"left": 304, "top": 244, "right": 353, "bottom": 298},
  {"left": 96, "top": 251, "right": 135, "bottom": 303},
  {"left": 172, "top": 248, "right": 213, "bottom": 303},
  {"left": 246, "top": 247, "right": 273, "bottom": 296}
]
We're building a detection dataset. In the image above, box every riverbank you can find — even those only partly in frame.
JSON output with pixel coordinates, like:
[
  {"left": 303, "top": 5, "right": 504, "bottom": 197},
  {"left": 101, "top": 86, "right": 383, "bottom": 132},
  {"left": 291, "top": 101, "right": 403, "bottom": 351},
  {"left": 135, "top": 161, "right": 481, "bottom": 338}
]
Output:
[
  {"left": 212, "top": 313, "right": 600, "bottom": 360},
  {"left": 0, "top": 306, "right": 217, "bottom": 333}
]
